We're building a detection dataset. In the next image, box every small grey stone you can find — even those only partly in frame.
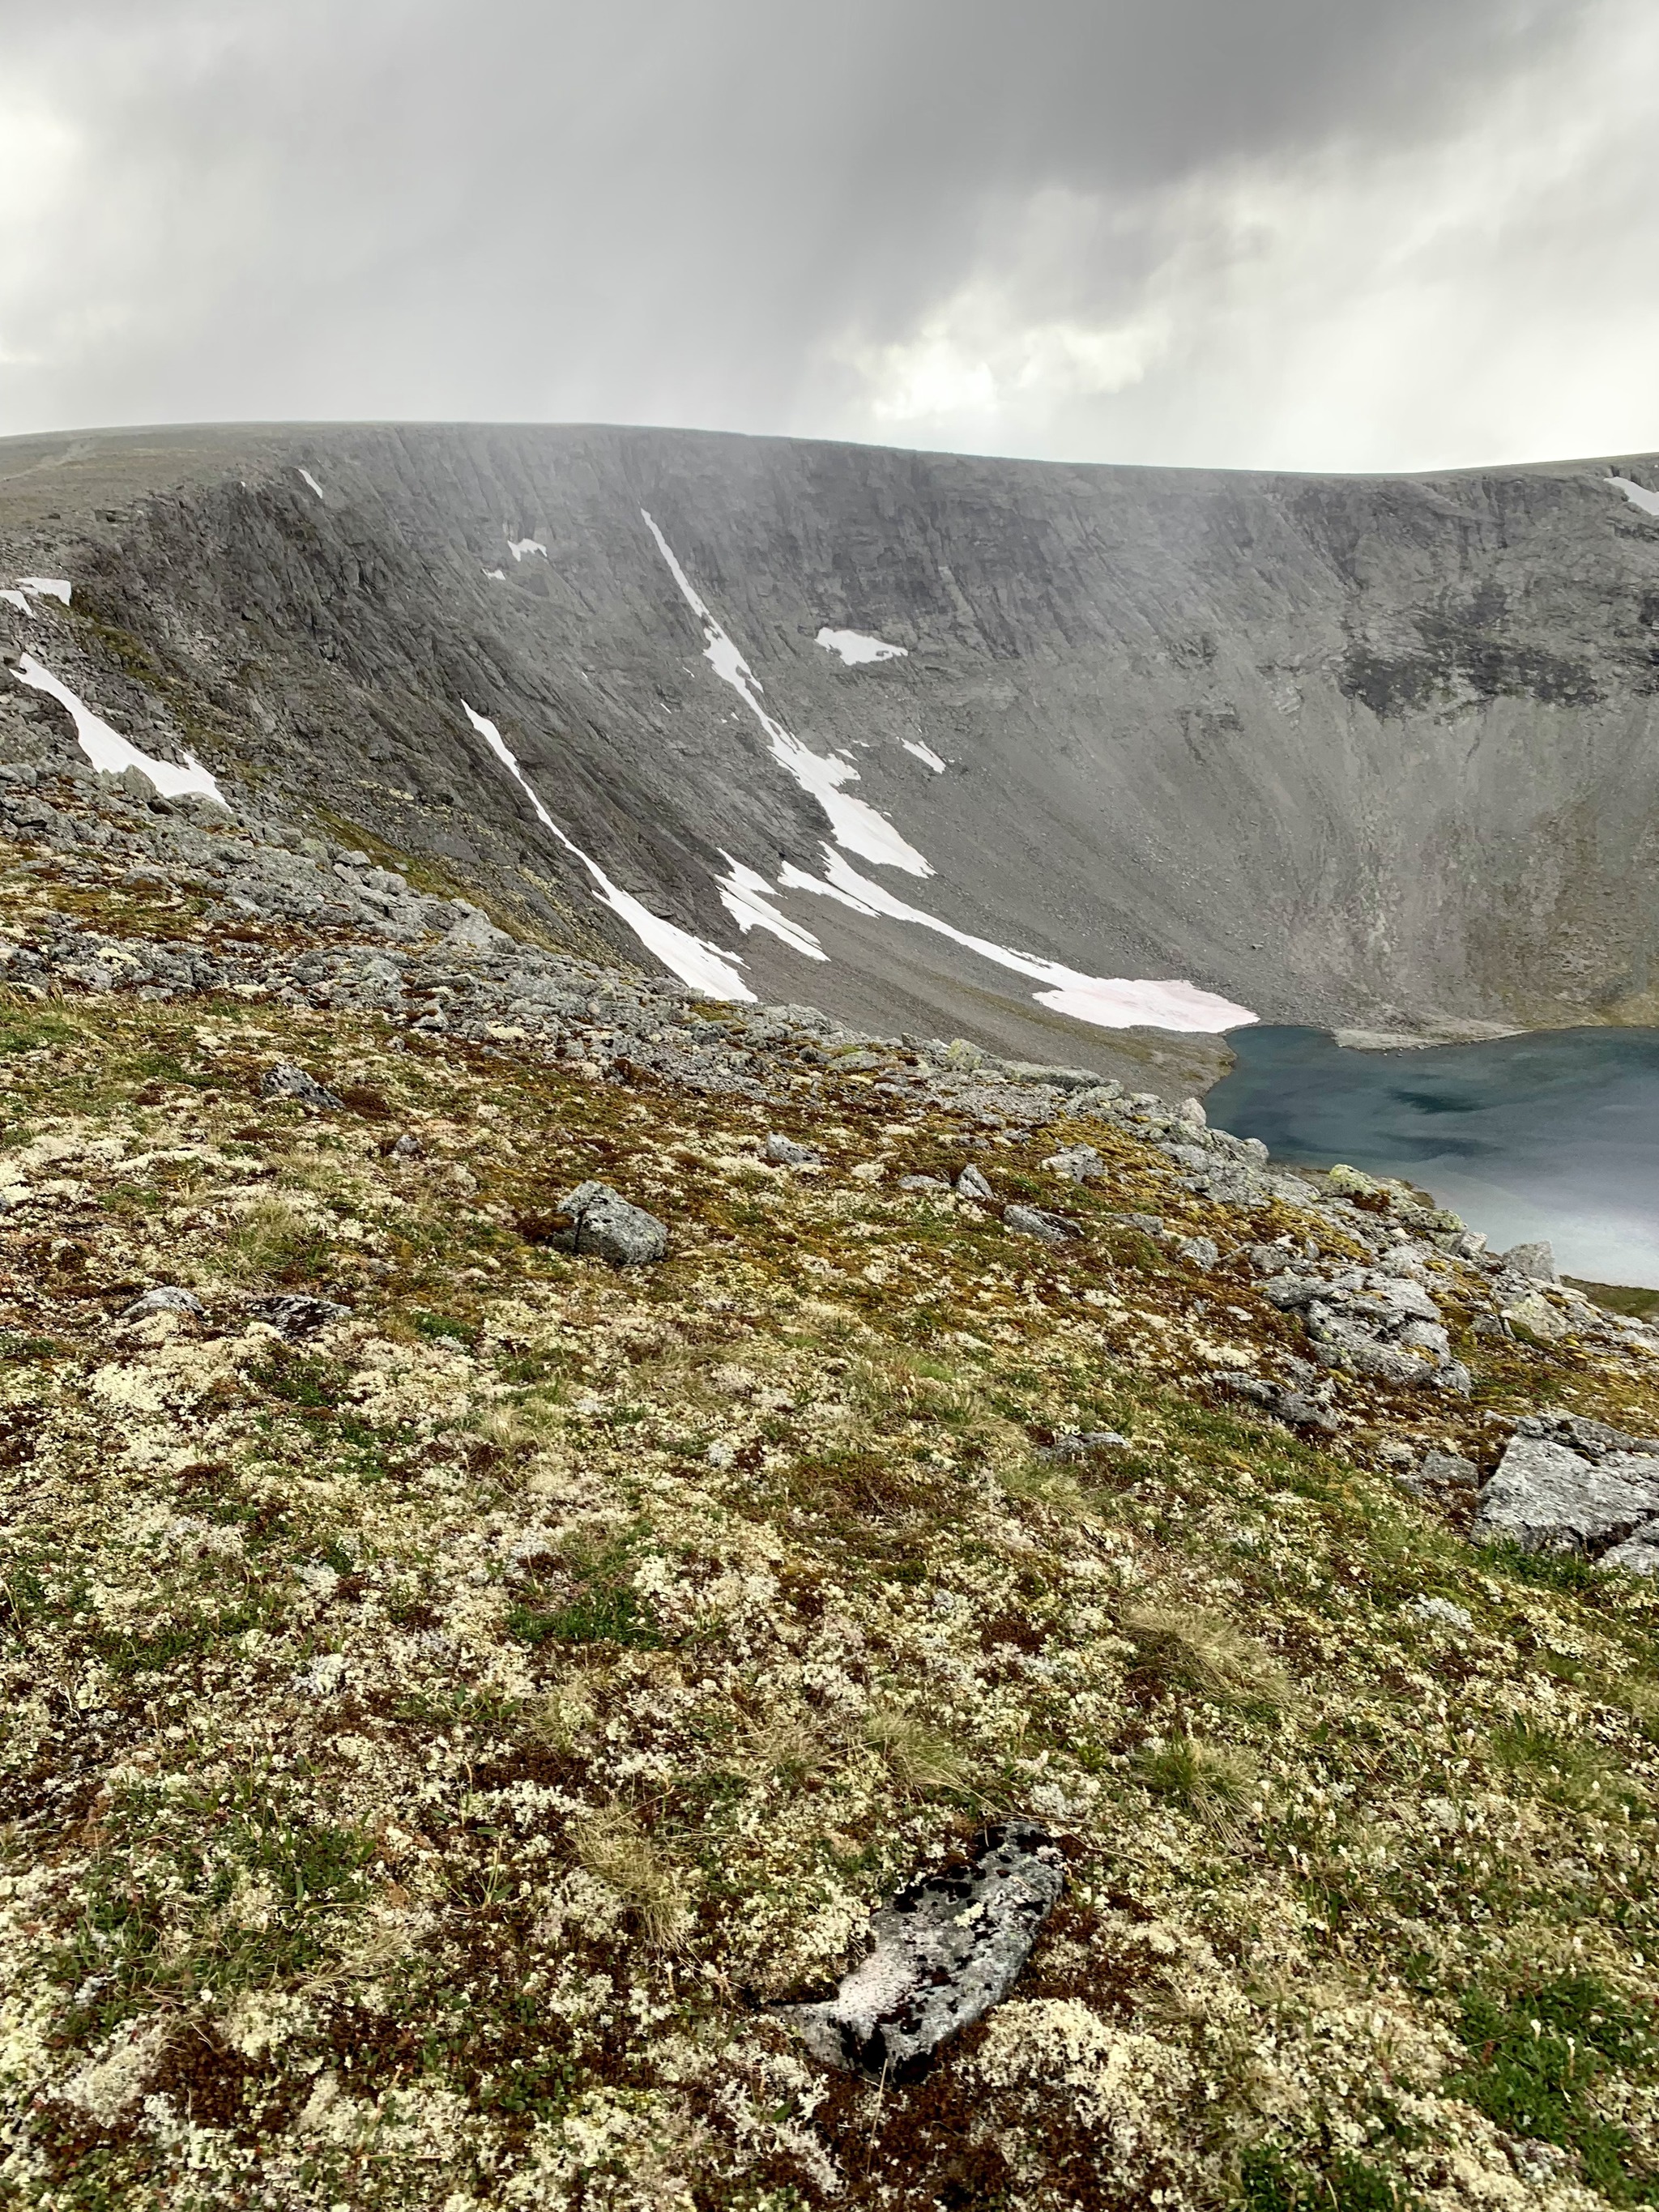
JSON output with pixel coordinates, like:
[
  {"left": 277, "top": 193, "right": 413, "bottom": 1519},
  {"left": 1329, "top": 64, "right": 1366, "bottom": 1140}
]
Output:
[
  {"left": 1408, "top": 1595, "right": 1473, "bottom": 1630},
  {"left": 1177, "top": 1236, "right": 1220, "bottom": 1268},
  {"left": 122, "top": 1285, "right": 205, "bottom": 1320},
  {"left": 1111, "top": 1213, "right": 1166, "bottom": 1237},
  {"left": 391, "top": 1132, "right": 424, "bottom": 1161},
  {"left": 1395, "top": 1449, "right": 1479, "bottom": 1506},
  {"left": 1502, "top": 1240, "right": 1559, "bottom": 1282},
  {"left": 259, "top": 1061, "right": 344, "bottom": 1110},
  {"left": 1601, "top": 1523, "right": 1659, "bottom": 1575},
  {"left": 1042, "top": 1144, "right": 1104, "bottom": 1182},
  {"left": 955, "top": 1162, "right": 995, "bottom": 1203},
  {"left": 247, "top": 1294, "right": 350, "bottom": 1337},
  {"left": 765, "top": 1132, "right": 821, "bottom": 1166},
  {"left": 444, "top": 904, "right": 513, "bottom": 952},
  {"left": 1004, "top": 1204, "right": 1081, "bottom": 1244},
  {"left": 774, "top": 1822, "right": 1064, "bottom": 2080},
  {"left": 1041, "top": 1430, "right": 1132, "bottom": 1459},
  {"left": 557, "top": 1179, "right": 669, "bottom": 1266},
  {"left": 897, "top": 1174, "right": 948, "bottom": 1191}
]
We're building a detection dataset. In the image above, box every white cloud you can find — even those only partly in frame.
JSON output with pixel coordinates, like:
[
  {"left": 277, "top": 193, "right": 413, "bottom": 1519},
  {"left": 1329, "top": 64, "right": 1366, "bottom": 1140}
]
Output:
[{"left": 818, "top": 0, "right": 1659, "bottom": 471}]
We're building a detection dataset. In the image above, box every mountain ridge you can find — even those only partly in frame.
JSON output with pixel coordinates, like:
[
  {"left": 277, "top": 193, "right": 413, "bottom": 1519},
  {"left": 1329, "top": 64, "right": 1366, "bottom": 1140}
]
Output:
[{"left": 5, "top": 420, "right": 1659, "bottom": 1072}]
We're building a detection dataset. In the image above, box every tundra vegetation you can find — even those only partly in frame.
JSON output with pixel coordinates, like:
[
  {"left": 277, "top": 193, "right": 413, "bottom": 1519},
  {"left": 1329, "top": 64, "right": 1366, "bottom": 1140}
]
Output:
[
  {"left": 0, "top": 981, "right": 1653, "bottom": 2212},
  {"left": 0, "top": 756, "right": 1653, "bottom": 2210}
]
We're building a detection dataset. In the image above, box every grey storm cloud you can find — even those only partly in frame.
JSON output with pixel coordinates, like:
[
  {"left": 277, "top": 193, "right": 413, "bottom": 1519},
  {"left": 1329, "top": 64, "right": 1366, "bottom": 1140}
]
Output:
[{"left": 1, "top": 0, "right": 1653, "bottom": 467}]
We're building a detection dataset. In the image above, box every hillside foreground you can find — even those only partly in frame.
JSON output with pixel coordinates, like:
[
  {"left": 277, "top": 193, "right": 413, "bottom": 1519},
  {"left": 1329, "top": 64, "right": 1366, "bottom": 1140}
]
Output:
[{"left": 0, "top": 756, "right": 1656, "bottom": 2211}]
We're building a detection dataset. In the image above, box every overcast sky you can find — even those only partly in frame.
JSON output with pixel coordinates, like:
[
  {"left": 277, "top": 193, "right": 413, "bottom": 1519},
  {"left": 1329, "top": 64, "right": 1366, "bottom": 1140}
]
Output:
[{"left": 2, "top": 0, "right": 1655, "bottom": 472}]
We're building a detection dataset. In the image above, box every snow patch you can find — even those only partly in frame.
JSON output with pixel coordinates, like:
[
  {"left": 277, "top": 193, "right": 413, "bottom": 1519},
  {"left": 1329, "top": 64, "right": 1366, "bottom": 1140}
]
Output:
[
  {"left": 903, "top": 739, "right": 946, "bottom": 773},
  {"left": 778, "top": 846, "right": 1257, "bottom": 1034},
  {"left": 460, "top": 702, "right": 752, "bottom": 999},
  {"left": 642, "top": 511, "right": 933, "bottom": 877},
  {"left": 19, "top": 578, "right": 70, "bottom": 605},
  {"left": 715, "top": 854, "right": 827, "bottom": 960},
  {"left": 1606, "top": 476, "right": 1659, "bottom": 517},
  {"left": 506, "top": 535, "right": 548, "bottom": 561},
  {"left": 0, "top": 589, "right": 29, "bottom": 616},
  {"left": 484, "top": 568, "right": 506, "bottom": 581},
  {"left": 12, "top": 656, "right": 225, "bottom": 803},
  {"left": 298, "top": 468, "right": 326, "bottom": 501},
  {"left": 817, "top": 626, "right": 907, "bottom": 667}
]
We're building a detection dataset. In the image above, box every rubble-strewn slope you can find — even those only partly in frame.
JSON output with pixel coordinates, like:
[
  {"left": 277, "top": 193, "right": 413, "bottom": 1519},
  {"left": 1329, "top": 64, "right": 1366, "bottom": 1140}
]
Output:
[
  {"left": 6, "top": 421, "right": 1659, "bottom": 1057},
  {"left": 0, "top": 758, "right": 1657, "bottom": 2211}
]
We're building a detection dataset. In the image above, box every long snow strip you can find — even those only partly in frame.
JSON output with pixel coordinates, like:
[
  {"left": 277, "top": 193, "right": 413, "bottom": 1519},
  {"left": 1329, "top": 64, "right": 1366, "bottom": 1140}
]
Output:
[
  {"left": 642, "top": 513, "right": 932, "bottom": 877},
  {"left": 1606, "top": 477, "right": 1659, "bottom": 518},
  {"left": 18, "top": 578, "right": 70, "bottom": 605},
  {"left": 460, "top": 703, "right": 753, "bottom": 999},
  {"left": 506, "top": 536, "right": 548, "bottom": 561},
  {"left": 817, "top": 627, "right": 907, "bottom": 667},
  {"left": 778, "top": 846, "right": 1258, "bottom": 1034},
  {"left": 902, "top": 740, "right": 946, "bottom": 773},
  {"left": 714, "top": 855, "right": 826, "bottom": 960},
  {"left": 299, "top": 469, "right": 326, "bottom": 501},
  {"left": 12, "top": 656, "right": 226, "bottom": 804}
]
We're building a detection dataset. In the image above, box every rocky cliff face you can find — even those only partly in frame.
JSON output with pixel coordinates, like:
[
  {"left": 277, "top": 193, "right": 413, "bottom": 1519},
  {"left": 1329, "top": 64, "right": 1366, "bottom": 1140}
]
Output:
[{"left": 4, "top": 420, "right": 1659, "bottom": 1065}]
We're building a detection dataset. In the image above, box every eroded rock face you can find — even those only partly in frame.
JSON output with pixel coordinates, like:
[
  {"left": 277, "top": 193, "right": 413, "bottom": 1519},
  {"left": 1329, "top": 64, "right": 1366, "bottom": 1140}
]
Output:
[
  {"left": 775, "top": 1822, "right": 1064, "bottom": 2081},
  {"left": 11, "top": 421, "right": 1659, "bottom": 1056}
]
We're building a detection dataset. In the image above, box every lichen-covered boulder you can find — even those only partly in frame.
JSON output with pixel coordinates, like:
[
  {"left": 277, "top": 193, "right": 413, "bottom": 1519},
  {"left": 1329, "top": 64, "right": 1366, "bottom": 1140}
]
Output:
[
  {"left": 259, "top": 1060, "right": 343, "bottom": 1110},
  {"left": 247, "top": 1294, "right": 350, "bottom": 1338},
  {"left": 775, "top": 1822, "right": 1064, "bottom": 2080},
  {"left": 557, "top": 1180, "right": 668, "bottom": 1266},
  {"left": 1004, "top": 1204, "right": 1081, "bottom": 1244},
  {"left": 1473, "top": 1434, "right": 1659, "bottom": 1556}
]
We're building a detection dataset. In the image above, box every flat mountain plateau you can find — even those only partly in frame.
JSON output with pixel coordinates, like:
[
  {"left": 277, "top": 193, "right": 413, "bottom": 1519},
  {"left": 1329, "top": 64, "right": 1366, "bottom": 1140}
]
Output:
[
  {"left": 6, "top": 421, "right": 1659, "bottom": 1069},
  {"left": 2, "top": 428, "right": 1659, "bottom": 2211}
]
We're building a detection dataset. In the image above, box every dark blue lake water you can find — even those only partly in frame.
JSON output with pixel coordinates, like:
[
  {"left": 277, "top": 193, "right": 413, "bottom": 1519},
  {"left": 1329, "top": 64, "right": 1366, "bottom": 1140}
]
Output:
[{"left": 1206, "top": 1026, "right": 1659, "bottom": 1287}]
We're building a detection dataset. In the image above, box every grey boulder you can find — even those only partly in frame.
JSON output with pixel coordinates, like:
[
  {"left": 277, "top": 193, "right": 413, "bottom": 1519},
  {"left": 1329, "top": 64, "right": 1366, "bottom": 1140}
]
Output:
[
  {"left": 775, "top": 1822, "right": 1064, "bottom": 2080},
  {"left": 557, "top": 1180, "right": 668, "bottom": 1266},
  {"left": 1211, "top": 1372, "right": 1337, "bottom": 1432},
  {"left": 1502, "top": 1240, "right": 1560, "bottom": 1282},
  {"left": 122, "top": 1285, "right": 205, "bottom": 1320},
  {"left": 1042, "top": 1144, "right": 1104, "bottom": 1183},
  {"left": 1039, "top": 1429, "right": 1132, "bottom": 1459},
  {"left": 1396, "top": 1450, "right": 1480, "bottom": 1509},
  {"left": 247, "top": 1294, "right": 350, "bottom": 1337},
  {"left": 1601, "top": 1524, "right": 1659, "bottom": 1575},
  {"left": 1004, "top": 1204, "right": 1081, "bottom": 1244},
  {"left": 765, "top": 1132, "right": 821, "bottom": 1166},
  {"left": 1177, "top": 1236, "right": 1220, "bottom": 1268},
  {"left": 1473, "top": 1434, "right": 1659, "bottom": 1556},
  {"left": 955, "top": 1162, "right": 995, "bottom": 1203},
  {"left": 259, "top": 1061, "right": 344, "bottom": 1110}
]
